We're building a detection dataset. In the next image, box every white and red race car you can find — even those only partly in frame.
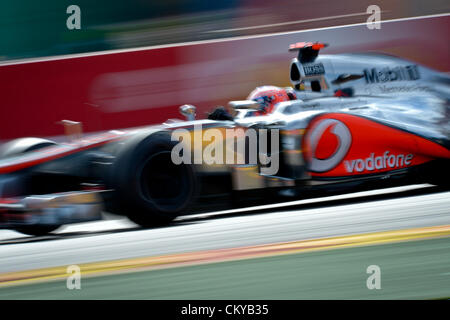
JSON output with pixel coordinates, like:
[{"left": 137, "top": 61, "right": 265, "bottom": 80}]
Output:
[{"left": 0, "top": 42, "right": 449, "bottom": 235}]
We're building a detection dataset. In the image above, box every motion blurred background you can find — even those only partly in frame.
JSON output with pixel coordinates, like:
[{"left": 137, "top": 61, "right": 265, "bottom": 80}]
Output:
[
  {"left": 1, "top": 0, "right": 449, "bottom": 59},
  {"left": 0, "top": 1, "right": 449, "bottom": 301},
  {"left": 0, "top": 0, "right": 448, "bottom": 140}
]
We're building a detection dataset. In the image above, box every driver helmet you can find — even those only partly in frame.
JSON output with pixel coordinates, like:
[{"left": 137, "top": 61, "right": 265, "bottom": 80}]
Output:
[{"left": 247, "top": 86, "right": 297, "bottom": 115}]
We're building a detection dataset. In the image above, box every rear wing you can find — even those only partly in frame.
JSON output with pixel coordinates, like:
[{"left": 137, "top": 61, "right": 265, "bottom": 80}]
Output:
[{"left": 288, "top": 42, "right": 328, "bottom": 63}]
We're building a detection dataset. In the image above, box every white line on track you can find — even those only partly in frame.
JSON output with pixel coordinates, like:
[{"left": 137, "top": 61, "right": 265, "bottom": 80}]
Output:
[
  {"left": 206, "top": 11, "right": 388, "bottom": 33},
  {"left": 0, "top": 183, "right": 433, "bottom": 241},
  {"left": 176, "top": 183, "right": 434, "bottom": 220},
  {"left": 0, "top": 183, "right": 449, "bottom": 273},
  {"left": 0, "top": 12, "right": 448, "bottom": 66}
]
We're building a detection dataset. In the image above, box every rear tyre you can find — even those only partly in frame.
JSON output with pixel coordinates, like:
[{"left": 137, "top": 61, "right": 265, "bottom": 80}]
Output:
[
  {"left": 420, "top": 159, "right": 449, "bottom": 188},
  {"left": 108, "top": 131, "right": 198, "bottom": 227}
]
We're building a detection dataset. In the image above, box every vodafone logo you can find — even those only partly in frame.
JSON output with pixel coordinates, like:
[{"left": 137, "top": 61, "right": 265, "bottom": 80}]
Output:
[
  {"left": 306, "top": 119, "right": 351, "bottom": 172},
  {"left": 344, "top": 151, "right": 413, "bottom": 173}
]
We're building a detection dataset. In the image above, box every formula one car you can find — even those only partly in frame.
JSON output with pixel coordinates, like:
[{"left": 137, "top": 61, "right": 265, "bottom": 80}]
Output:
[{"left": 1, "top": 42, "right": 449, "bottom": 235}]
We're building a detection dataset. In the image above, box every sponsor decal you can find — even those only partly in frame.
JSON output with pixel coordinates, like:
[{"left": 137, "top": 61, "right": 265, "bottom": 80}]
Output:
[
  {"left": 306, "top": 113, "right": 446, "bottom": 177},
  {"left": 303, "top": 63, "right": 325, "bottom": 76},
  {"left": 344, "top": 151, "right": 413, "bottom": 173},
  {"left": 364, "top": 65, "right": 420, "bottom": 83},
  {"left": 377, "top": 84, "right": 430, "bottom": 93},
  {"left": 307, "top": 119, "right": 351, "bottom": 172}
]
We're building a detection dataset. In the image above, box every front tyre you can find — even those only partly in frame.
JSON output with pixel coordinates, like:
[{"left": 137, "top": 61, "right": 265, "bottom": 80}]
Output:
[
  {"left": 108, "top": 131, "right": 198, "bottom": 227},
  {"left": 15, "top": 225, "right": 61, "bottom": 236}
]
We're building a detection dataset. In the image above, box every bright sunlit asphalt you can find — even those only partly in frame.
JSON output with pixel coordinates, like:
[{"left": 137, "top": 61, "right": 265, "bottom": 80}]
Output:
[{"left": 0, "top": 184, "right": 448, "bottom": 274}]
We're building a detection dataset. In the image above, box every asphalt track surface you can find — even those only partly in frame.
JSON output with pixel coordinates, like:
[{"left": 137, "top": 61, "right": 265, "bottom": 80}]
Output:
[
  {"left": 0, "top": 184, "right": 449, "bottom": 276},
  {"left": 2, "top": 236, "right": 449, "bottom": 299}
]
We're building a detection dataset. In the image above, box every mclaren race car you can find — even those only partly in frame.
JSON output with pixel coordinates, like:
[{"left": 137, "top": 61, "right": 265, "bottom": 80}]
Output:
[{"left": 1, "top": 42, "right": 449, "bottom": 235}]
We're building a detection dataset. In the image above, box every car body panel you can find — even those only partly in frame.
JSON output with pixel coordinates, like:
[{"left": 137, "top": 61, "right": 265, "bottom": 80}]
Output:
[{"left": 0, "top": 43, "right": 449, "bottom": 232}]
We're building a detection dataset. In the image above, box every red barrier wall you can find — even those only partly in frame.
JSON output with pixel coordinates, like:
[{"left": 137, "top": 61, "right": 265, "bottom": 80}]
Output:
[{"left": 0, "top": 15, "right": 448, "bottom": 141}]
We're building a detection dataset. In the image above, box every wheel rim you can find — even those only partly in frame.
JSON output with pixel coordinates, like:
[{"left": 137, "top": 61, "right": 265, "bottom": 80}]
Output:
[{"left": 138, "top": 151, "right": 192, "bottom": 212}]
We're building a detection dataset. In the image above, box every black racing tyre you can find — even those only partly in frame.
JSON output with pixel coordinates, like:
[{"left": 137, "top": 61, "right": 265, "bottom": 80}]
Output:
[
  {"left": 429, "top": 174, "right": 449, "bottom": 187},
  {"left": 0, "top": 137, "right": 56, "bottom": 159},
  {"left": 14, "top": 225, "right": 61, "bottom": 236},
  {"left": 427, "top": 161, "right": 450, "bottom": 187},
  {"left": 107, "top": 131, "right": 198, "bottom": 227}
]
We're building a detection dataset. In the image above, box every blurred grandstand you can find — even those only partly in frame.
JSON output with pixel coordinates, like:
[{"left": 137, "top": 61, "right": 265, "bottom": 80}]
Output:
[{"left": 0, "top": 0, "right": 448, "bottom": 60}]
